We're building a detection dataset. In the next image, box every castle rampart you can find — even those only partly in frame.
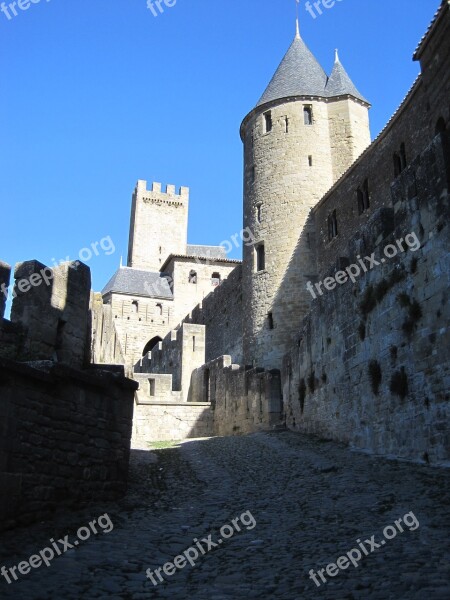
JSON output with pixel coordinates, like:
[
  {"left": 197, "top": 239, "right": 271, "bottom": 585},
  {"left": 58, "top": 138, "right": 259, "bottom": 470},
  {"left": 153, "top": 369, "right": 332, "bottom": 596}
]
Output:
[{"left": 0, "top": 260, "right": 137, "bottom": 530}]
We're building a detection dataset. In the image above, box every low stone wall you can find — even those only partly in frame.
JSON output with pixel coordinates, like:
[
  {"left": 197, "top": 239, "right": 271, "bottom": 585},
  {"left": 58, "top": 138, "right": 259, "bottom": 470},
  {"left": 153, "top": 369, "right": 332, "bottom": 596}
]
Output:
[
  {"left": 0, "top": 359, "right": 137, "bottom": 531},
  {"left": 190, "top": 356, "right": 283, "bottom": 436},
  {"left": 132, "top": 401, "right": 213, "bottom": 444}
]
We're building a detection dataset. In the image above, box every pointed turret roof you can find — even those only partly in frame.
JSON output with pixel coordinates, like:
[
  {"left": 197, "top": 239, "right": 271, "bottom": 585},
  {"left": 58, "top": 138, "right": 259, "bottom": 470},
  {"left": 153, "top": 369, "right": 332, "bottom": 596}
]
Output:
[
  {"left": 325, "top": 50, "right": 369, "bottom": 104},
  {"left": 256, "top": 29, "right": 329, "bottom": 107}
]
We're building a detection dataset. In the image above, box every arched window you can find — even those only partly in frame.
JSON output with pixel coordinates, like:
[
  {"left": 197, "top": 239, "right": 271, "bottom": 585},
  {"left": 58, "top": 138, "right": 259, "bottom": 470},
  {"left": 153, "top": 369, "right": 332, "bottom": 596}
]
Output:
[
  {"left": 131, "top": 300, "right": 139, "bottom": 313},
  {"left": 156, "top": 303, "right": 163, "bottom": 316},
  {"left": 211, "top": 272, "right": 221, "bottom": 287},
  {"left": 142, "top": 336, "right": 163, "bottom": 356},
  {"left": 189, "top": 270, "right": 197, "bottom": 284}
]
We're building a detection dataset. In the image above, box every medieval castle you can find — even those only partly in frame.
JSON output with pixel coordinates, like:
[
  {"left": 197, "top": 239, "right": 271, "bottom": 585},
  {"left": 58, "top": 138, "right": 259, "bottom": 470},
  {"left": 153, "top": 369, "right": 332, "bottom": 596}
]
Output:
[
  {"left": 0, "top": 1, "right": 448, "bottom": 530},
  {"left": 91, "top": 3, "right": 449, "bottom": 455}
]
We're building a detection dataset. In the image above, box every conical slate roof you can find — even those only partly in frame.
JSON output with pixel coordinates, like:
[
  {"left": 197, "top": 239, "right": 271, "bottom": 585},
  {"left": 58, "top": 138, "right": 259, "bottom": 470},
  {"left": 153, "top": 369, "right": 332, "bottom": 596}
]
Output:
[
  {"left": 255, "top": 31, "right": 369, "bottom": 108},
  {"left": 257, "top": 33, "right": 329, "bottom": 106},
  {"left": 325, "top": 51, "right": 369, "bottom": 104}
]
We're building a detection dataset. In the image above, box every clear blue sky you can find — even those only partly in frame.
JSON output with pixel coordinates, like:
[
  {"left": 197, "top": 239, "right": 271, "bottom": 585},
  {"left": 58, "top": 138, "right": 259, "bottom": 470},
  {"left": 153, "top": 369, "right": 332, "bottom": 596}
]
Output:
[{"left": 0, "top": 0, "right": 439, "bottom": 298}]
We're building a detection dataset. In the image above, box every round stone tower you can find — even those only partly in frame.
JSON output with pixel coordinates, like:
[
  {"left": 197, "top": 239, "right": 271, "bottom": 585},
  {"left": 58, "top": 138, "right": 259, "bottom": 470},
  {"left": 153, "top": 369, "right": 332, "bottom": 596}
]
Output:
[{"left": 241, "top": 23, "right": 370, "bottom": 369}]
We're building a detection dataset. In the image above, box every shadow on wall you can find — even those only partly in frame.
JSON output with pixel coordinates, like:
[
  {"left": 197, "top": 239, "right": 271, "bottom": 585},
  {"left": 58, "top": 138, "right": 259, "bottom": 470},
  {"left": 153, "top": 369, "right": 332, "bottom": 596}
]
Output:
[
  {"left": 131, "top": 355, "right": 285, "bottom": 444},
  {"left": 132, "top": 402, "right": 214, "bottom": 445},
  {"left": 281, "top": 129, "right": 450, "bottom": 464},
  {"left": 0, "top": 259, "right": 138, "bottom": 532},
  {"left": 0, "top": 260, "right": 92, "bottom": 367}
]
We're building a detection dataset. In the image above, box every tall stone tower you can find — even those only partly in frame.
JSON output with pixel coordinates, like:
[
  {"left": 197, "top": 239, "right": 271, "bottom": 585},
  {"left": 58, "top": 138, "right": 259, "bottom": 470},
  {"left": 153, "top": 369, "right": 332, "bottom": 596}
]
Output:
[
  {"left": 241, "top": 22, "right": 371, "bottom": 369},
  {"left": 127, "top": 180, "right": 189, "bottom": 272}
]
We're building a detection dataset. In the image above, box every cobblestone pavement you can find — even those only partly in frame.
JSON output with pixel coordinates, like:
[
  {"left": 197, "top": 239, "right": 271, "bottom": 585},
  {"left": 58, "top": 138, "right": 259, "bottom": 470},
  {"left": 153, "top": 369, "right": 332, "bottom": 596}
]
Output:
[{"left": 1, "top": 431, "right": 449, "bottom": 599}]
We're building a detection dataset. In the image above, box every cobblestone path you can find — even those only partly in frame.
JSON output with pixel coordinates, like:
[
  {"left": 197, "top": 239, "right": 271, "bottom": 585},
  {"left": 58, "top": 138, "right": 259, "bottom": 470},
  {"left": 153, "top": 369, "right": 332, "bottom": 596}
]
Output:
[{"left": 1, "top": 431, "right": 449, "bottom": 599}]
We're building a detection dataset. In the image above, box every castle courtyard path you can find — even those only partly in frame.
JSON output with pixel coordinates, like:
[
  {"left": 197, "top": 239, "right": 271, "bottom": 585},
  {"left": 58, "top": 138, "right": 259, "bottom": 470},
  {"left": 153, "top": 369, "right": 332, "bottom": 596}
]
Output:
[{"left": 1, "top": 431, "right": 449, "bottom": 600}]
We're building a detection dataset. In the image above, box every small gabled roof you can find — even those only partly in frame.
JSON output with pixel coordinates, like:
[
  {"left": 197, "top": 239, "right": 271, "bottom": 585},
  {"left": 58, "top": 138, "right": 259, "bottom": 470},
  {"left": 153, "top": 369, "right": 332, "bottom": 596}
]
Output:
[
  {"left": 325, "top": 50, "right": 370, "bottom": 105},
  {"left": 257, "top": 31, "right": 329, "bottom": 107},
  {"left": 101, "top": 267, "right": 173, "bottom": 299}
]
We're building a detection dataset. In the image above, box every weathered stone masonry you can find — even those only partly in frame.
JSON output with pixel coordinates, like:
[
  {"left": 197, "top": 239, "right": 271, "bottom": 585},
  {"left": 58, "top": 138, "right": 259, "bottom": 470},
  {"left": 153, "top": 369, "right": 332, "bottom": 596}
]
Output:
[
  {"left": 0, "top": 260, "right": 137, "bottom": 531},
  {"left": 283, "top": 131, "right": 449, "bottom": 464},
  {"left": 0, "top": 359, "right": 136, "bottom": 531}
]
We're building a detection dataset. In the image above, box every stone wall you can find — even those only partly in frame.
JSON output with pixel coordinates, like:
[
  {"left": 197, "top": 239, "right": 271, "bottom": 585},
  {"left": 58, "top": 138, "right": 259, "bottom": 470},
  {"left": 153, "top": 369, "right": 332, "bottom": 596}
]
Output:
[
  {"left": 314, "top": 4, "right": 450, "bottom": 276},
  {"left": 132, "top": 401, "right": 213, "bottom": 445},
  {"left": 135, "top": 323, "right": 206, "bottom": 402},
  {"left": 0, "top": 358, "right": 136, "bottom": 531},
  {"left": 0, "top": 259, "right": 138, "bottom": 531},
  {"left": 94, "top": 291, "right": 173, "bottom": 373},
  {"left": 166, "top": 255, "right": 239, "bottom": 328},
  {"left": 189, "top": 356, "right": 283, "bottom": 436},
  {"left": 91, "top": 292, "right": 127, "bottom": 368},
  {"left": 327, "top": 98, "right": 371, "bottom": 182},
  {"left": 93, "top": 259, "right": 240, "bottom": 373},
  {"left": 9, "top": 260, "right": 91, "bottom": 368},
  {"left": 186, "top": 264, "right": 243, "bottom": 364},
  {"left": 282, "top": 132, "right": 449, "bottom": 464}
]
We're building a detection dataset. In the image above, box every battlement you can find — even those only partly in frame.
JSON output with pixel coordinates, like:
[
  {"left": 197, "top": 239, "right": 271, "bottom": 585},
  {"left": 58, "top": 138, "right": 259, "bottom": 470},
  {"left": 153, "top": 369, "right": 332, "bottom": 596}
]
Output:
[
  {"left": 135, "top": 180, "right": 189, "bottom": 200},
  {"left": 0, "top": 259, "right": 91, "bottom": 368},
  {"left": 128, "top": 179, "right": 189, "bottom": 271}
]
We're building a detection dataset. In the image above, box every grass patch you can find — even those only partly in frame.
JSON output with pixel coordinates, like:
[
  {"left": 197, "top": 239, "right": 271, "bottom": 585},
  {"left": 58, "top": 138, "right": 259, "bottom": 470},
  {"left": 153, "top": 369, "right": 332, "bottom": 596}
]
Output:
[
  {"left": 147, "top": 440, "right": 182, "bottom": 449},
  {"left": 359, "top": 267, "right": 406, "bottom": 317}
]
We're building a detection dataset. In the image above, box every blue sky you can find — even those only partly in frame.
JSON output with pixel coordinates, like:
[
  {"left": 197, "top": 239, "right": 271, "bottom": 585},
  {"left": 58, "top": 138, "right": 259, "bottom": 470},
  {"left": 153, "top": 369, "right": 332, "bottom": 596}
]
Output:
[{"left": 0, "top": 0, "right": 439, "bottom": 301}]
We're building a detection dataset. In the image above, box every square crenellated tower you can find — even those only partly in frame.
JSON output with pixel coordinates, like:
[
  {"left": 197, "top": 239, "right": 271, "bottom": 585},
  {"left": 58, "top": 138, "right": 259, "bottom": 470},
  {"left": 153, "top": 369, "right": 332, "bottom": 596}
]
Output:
[{"left": 127, "top": 180, "right": 189, "bottom": 271}]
